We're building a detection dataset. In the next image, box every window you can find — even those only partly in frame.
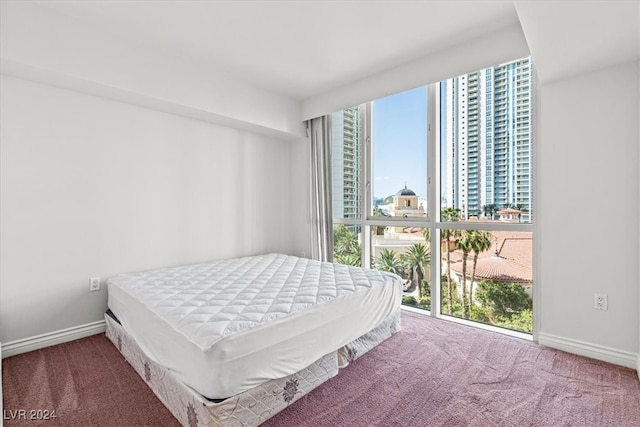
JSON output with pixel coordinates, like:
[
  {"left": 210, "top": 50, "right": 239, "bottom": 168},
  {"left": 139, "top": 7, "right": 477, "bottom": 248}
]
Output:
[
  {"left": 331, "top": 107, "right": 362, "bottom": 220},
  {"left": 332, "top": 57, "right": 534, "bottom": 335}
]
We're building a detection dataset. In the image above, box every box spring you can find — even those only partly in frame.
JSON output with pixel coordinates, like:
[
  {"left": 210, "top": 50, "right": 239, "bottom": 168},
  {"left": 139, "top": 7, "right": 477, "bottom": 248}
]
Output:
[{"left": 105, "top": 309, "right": 400, "bottom": 427}]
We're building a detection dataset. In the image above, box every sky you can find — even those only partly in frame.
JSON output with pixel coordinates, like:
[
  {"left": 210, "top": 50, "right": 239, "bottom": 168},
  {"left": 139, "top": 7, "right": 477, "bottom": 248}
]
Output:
[{"left": 372, "top": 86, "right": 428, "bottom": 201}]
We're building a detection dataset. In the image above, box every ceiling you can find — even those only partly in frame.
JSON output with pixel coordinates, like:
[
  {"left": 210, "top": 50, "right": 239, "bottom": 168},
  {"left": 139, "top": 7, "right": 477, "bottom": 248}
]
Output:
[
  {"left": 514, "top": 0, "right": 640, "bottom": 84},
  {"left": 28, "top": 1, "right": 640, "bottom": 100}
]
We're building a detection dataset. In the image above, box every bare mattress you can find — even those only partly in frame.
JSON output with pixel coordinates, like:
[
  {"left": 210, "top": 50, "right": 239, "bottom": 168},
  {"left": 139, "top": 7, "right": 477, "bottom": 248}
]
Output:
[{"left": 107, "top": 253, "right": 403, "bottom": 399}]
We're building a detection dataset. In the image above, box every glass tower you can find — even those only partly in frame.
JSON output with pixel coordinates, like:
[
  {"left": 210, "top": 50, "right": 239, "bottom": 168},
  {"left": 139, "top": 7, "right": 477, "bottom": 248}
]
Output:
[
  {"left": 331, "top": 106, "right": 361, "bottom": 219},
  {"left": 443, "top": 57, "right": 532, "bottom": 222}
]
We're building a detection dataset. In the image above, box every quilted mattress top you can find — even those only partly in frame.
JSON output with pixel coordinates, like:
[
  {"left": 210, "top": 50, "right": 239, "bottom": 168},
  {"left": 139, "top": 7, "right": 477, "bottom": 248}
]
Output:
[{"left": 107, "top": 253, "right": 400, "bottom": 350}]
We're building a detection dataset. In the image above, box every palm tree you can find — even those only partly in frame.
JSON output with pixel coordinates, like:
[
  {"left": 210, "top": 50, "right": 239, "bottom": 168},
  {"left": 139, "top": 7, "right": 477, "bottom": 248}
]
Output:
[
  {"left": 374, "top": 248, "right": 404, "bottom": 276},
  {"left": 338, "top": 253, "right": 361, "bottom": 267},
  {"left": 482, "top": 203, "right": 497, "bottom": 220},
  {"left": 457, "top": 231, "right": 474, "bottom": 318},
  {"left": 512, "top": 204, "right": 529, "bottom": 223},
  {"left": 333, "top": 224, "right": 361, "bottom": 266},
  {"left": 402, "top": 243, "right": 430, "bottom": 299},
  {"left": 372, "top": 206, "right": 386, "bottom": 235},
  {"left": 441, "top": 207, "right": 459, "bottom": 314},
  {"left": 468, "top": 231, "right": 492, "bottom": 310}
]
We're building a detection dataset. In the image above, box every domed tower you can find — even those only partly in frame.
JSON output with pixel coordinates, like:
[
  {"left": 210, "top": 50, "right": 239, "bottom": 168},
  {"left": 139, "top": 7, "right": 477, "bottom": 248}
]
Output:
[
  {"left": 386, "top": 185, "right": 426, "bottom": 232},
  {"left": 394, "top": 185, "right": 418, "bottom": 211}
]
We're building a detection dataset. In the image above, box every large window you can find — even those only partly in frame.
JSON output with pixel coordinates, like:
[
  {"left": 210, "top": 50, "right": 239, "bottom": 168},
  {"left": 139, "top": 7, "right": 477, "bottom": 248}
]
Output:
[{"left": 332, "top": 57, "right": 534, "bottom": 335}]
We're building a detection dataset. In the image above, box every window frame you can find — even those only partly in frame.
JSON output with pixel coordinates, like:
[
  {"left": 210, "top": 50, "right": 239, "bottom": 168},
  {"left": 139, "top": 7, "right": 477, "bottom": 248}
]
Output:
[{"left": 332, "top": 62, "right": 536, "bottom": 339}]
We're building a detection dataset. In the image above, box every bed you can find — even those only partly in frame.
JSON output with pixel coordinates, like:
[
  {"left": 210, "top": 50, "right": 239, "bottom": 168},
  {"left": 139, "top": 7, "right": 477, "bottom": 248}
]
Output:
[{"left": 105, "top": 253, "right": 403, "bottom": 426}]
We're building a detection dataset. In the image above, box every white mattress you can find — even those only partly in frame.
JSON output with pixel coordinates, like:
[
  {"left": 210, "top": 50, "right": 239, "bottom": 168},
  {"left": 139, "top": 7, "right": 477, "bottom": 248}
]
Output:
[{"left": 107, "top": 253, "right": 402, "bottom": 399}]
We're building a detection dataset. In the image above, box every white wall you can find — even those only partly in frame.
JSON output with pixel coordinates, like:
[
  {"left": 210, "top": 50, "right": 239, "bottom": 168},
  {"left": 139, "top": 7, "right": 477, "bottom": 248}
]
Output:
[
  {"left": 0, "top": 1, "right": 304, "bottom": 138},
  {"left": 0, "top": 0, "right": 308, "bottom": 347},
  {"left": 538, "top": 61, "right": 639, "bottom": 365},
  {"left": 0, "top": 75, "right": 295, "bottom": 343}
]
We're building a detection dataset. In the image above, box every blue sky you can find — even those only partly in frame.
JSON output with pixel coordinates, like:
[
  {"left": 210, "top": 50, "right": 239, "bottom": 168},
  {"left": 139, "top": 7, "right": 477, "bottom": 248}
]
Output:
[{"left": 372, "top": 86, "right": 428, "bottom": 201}]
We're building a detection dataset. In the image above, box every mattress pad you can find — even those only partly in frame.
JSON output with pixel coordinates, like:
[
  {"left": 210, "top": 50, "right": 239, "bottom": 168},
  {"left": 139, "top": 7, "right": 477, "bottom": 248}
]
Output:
[{"left": 107, "top": 253, "right": 402, "bottom": 399}]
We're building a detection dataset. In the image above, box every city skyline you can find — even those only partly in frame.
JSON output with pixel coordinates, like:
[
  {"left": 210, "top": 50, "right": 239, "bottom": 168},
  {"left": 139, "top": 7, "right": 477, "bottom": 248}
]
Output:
[
  {"left": 332, "top": 57, "right": 533, "bottom": 222},
  {"left": 443, "top": 57, "right": 533, "bottom": 221}
]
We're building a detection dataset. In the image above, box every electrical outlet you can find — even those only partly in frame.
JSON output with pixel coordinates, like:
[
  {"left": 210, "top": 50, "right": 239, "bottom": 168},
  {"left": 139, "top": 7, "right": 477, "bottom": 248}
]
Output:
[
  {"left": 594, "top": 293, "right": 608, "bottom": 310},
  {"left": 89, "top": 277, "right": 101, "bottom": 292}
]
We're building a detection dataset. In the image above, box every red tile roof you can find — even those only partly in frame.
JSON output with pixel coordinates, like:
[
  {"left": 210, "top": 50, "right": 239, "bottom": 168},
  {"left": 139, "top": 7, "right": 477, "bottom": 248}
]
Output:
[{"left": 446, "top": 231, "right": 532, "bottom": 284}]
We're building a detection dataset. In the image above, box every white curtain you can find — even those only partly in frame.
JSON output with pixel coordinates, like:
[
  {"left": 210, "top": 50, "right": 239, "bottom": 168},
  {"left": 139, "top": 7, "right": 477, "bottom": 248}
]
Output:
[{"left": 307, "top": 116, "right": 333, "bottom": 262}]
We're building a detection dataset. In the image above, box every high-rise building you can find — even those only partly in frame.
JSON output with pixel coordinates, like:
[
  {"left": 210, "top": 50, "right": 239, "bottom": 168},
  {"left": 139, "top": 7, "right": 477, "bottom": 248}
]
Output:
[
  {"left": 331, "top": 106, "right": 361, "bottom": 219},
  {"left": 442, "top": 57, "right": 532, "bottom": 222}
]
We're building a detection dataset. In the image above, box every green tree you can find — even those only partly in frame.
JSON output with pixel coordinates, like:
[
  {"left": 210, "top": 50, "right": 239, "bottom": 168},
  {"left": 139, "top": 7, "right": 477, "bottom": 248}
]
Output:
[
  {"left": 335, "top": 251, "right": 361, "bottom": 267},
  {"left": 333, "top": 225, "right": 361, "bottom": 266},
  {"left": 512, "top": 204, "right": 529, "bottom": 223},
  {"left": 374, "top": 248, "right": 404, "bottom": 276},
  {"left": 441, "top": 207, "right": 460, "bottom": 314},
  {"left": 419, "top": 280, "right": 430, "bottom": 304},
  {"left": 402, "top": 243, "right": 431, "bottom": 299},
  {"left": 457, "top": 231, "right": 474, "bottom": 318},
  {"left": 402, "top": 295, "right": 419, "bottom": 307},
  {"left": 372, "top": 206, "right": 386, "bottom": 235},
  {"left": 500, "top": 309, "right": 533, "bottom": 333},
  {"left": 467, "top": 230, "right": 493, "bottom": 311},
  {"left": 457, "top": 230, "right": 494, "bottom": 317},
  {"left": 469, "top": 305, "right": 492, "bottom": 324},
  {"left": 482, "top": 203, "right": 497, "bottom": 220},
  {"left": 476, "top": 280, "right": 532, "bottom": 318}
]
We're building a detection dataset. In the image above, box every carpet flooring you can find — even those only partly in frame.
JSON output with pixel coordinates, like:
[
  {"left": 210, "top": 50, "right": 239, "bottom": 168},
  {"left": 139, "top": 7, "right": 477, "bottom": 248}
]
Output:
[{"left": 3, "top": 311, "right": 639, "bottom": 426}]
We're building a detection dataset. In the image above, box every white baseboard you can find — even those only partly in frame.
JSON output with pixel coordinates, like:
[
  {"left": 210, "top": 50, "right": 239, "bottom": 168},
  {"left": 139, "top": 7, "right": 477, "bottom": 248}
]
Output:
[
  {"left": 637, "top": 355, "right": 640, "bottom": 380},
  {"left": 1, "top": 320, "right": 106, "bottom": 359},
  {"left": 538, "top": 332, "right": 637, "bottom": 370}
]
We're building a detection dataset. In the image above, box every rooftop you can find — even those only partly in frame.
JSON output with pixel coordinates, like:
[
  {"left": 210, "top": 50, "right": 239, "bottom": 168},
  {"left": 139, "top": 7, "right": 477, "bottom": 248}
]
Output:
[{"left": 447, "top": 231, "right": 532, "bottom": 284}]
